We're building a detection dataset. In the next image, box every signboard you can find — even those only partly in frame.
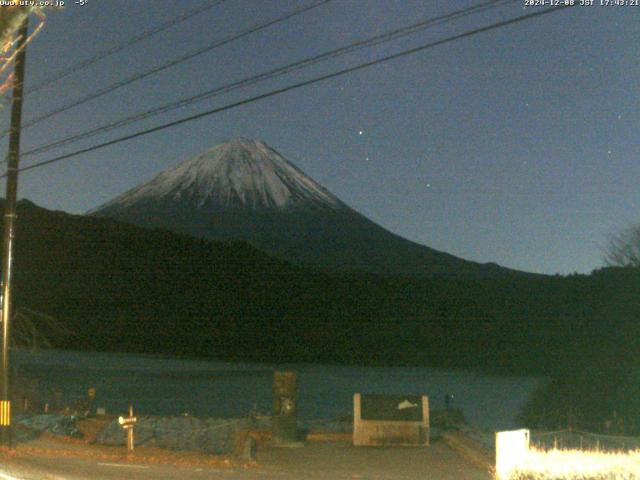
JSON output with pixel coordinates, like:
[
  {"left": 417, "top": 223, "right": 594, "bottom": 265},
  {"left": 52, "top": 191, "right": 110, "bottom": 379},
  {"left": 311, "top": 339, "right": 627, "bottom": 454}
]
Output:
[
  {"left": 118, "top": 414, "right": 137, "bottom": 429},
  {"left": 353, "top": 393, "right": 429, "bottom": 447},
  {"left": 360, "top": 394, "right": 423, "bottom": 422},
  {"left": 495, "top": 429, "right": 530, "bottom": 480}
]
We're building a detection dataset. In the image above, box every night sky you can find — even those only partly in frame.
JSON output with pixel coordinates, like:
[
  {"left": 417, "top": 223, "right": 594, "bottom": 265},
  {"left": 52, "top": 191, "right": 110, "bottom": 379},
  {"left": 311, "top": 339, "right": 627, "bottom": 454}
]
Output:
[{"left": 1, "top": 0, "right": 638, "bottom": 275}]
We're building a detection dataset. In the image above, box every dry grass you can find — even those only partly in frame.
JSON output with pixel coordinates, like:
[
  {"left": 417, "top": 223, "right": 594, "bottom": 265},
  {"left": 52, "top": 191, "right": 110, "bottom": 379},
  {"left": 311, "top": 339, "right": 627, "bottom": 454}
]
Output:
[
  {"left": 4, "top": 417, "right": 256, "bottom": 469},
  {"left": 508, "top": 446, "right": 640, "bottom": 480}
]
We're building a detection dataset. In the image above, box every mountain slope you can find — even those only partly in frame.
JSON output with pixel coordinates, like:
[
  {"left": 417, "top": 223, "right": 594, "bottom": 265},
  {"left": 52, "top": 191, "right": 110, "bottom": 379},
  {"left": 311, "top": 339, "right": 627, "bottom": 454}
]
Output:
[
  {"left": 89, "top": 138, "right": 521, "bottom": 278},
  {"left": 4, "top": 199, "right": 521, "bottom": 365}
]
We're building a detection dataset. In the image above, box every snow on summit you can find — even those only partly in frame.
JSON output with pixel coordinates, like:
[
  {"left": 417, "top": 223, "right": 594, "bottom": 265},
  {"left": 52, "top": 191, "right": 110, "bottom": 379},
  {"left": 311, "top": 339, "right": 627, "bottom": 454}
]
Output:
[
  {"left": 89, "top": 138, "right": 518, "bottom": 277},
  {"left": 97, "top": 138, "right": 343, "bottom": 211}
]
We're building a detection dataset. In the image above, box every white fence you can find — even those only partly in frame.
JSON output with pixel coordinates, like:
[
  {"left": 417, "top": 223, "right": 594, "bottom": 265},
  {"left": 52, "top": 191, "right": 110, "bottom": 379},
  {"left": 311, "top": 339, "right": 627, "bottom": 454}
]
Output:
[{"left": 494, "top": 428, "right": 640, "bottom": 480}]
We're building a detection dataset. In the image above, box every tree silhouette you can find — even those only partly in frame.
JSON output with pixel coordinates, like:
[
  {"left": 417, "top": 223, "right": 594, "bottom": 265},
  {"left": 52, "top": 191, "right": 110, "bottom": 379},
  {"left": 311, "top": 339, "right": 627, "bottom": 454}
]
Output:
[{"left": 605, "top": 225, "right": 640, "bottom": 268}]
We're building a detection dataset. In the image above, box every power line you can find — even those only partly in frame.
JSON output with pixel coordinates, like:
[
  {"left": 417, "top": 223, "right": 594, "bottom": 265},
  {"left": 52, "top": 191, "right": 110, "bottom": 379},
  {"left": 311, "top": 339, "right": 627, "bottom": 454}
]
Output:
[
  {"left": 24, "top": 0, "right": 227, "bottom": 96},
  {"left": 0, "top": 0, "right": 333, "bottom": 139},
  {"left": 23, "top": 0, "right": 515, "bottom": 158},
  {"left": 11, "top": 5, "right": 573, "bottom": 177}
]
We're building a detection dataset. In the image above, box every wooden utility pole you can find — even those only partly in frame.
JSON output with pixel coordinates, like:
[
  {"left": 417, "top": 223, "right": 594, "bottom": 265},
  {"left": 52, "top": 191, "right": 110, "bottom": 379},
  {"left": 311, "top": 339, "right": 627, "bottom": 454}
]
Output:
[{"left": 0, "top": 16, "right": 28, "bottom": 447}]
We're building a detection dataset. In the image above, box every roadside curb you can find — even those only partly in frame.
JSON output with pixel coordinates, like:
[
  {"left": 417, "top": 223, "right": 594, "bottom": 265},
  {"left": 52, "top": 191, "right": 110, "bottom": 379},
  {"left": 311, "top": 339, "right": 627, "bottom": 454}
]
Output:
[{"left": 442, "top": 431, "right": 494, "bottom": 472}]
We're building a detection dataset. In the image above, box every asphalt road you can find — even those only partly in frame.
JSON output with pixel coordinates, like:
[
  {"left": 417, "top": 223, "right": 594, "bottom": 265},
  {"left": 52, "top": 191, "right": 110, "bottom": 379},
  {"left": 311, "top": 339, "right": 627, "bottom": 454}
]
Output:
[{"left": 0, "top": 441, "right": 492, "bottom": 480}]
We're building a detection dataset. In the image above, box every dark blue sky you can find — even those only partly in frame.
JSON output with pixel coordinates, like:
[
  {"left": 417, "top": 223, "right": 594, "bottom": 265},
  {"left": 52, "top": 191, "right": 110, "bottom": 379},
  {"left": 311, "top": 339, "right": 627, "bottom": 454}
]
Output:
[{"left": 2, "top": 0, "right": 638, "bottom": 274}]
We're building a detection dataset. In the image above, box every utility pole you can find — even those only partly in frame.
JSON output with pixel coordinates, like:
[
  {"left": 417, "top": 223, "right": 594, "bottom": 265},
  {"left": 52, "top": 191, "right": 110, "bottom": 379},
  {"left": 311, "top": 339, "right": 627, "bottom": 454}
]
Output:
[{"left": 0, "top": 16, "right": 29, "bottom": 447}]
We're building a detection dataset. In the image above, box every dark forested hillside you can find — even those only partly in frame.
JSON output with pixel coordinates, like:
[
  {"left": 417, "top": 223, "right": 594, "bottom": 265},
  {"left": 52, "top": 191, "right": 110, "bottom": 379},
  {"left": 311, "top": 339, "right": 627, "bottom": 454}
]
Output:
[{"left": 5, "top": 200, "right": 638, "bottom": 385}]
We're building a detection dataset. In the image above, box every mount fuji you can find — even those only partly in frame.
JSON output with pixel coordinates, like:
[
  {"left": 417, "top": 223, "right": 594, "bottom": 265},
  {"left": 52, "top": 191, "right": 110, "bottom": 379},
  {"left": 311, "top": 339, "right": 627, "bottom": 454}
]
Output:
[{"left": 89, "top": 138, "right": 517, "bottom": 278}]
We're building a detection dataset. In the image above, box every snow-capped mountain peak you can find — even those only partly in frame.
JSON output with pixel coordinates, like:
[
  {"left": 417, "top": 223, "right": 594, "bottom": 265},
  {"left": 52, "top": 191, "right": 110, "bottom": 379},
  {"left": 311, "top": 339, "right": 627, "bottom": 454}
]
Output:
[
  {"left": 89, "top": 138, "right": 519, "bottom": 278},
  {"left": 95, "top": 138, "right": 343, "bottom": 211}
]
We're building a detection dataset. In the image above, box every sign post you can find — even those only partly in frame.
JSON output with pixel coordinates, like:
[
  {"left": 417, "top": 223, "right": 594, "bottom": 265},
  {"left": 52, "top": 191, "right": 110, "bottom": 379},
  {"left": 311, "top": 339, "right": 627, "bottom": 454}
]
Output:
[{"left": 118, "top": 405, "right": 137, "bottom": 453}]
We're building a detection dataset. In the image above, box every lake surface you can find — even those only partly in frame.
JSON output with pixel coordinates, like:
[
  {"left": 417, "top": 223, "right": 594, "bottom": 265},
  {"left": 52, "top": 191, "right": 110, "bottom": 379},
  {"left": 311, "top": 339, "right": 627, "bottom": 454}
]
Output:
[{"left": 12, "top": 349, "right": 541, "bottom": 431}]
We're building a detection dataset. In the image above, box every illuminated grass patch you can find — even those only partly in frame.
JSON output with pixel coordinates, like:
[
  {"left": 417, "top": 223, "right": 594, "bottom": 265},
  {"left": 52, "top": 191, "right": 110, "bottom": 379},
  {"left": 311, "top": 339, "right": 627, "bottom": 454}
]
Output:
[{"left": 508, "top": 447, "right": 640, "bottom": 480}]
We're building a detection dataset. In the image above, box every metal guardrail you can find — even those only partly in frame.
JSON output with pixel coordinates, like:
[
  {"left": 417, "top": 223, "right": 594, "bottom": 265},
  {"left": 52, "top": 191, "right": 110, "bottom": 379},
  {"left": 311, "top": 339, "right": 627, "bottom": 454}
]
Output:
[
  {"left": 531, "top": 429, "right": 640, "bottom": 452},
  {"left": 133, "top": 419, "right": 242, "bottom": 434}
]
